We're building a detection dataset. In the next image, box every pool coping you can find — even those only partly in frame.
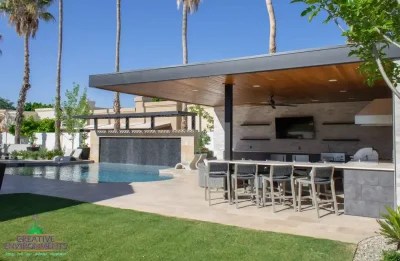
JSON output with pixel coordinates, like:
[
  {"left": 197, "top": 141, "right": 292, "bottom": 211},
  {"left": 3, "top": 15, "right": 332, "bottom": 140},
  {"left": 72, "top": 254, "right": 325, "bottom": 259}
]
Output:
[{"left": 1, "top": 160, "right": 94, "bottom": 167}]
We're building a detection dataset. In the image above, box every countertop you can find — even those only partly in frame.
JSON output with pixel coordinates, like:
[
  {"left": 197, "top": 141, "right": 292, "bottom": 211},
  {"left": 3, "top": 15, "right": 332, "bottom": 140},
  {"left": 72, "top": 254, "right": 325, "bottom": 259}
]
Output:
[{"left": 207, "top": 160, "right": 395, "bottom": 172}]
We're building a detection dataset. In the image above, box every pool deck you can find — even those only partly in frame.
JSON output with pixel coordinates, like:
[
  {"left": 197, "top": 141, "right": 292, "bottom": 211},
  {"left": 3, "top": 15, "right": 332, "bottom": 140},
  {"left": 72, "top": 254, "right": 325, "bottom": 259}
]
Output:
[
  {"left": 1, "top": 168, "right": 379, "bottom": 244},
  {"left": 0, "top": 159, "right": 94, "bottom": 167}
]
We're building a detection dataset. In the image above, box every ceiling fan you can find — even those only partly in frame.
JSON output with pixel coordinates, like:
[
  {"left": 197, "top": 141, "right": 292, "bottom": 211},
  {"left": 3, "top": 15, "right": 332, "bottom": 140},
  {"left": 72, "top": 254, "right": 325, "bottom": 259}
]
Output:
[{"left": 249, "top": 95, "right": 297, "bottom": 109}]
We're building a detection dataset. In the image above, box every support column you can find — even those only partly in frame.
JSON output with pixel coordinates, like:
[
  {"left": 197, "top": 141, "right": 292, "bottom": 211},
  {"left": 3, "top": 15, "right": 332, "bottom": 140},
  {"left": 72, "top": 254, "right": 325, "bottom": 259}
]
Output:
[
  {"left": 191, "top": 116, "right": 196, "bottom": 130},
  {"left": 125, "top": 118, "right": 129, "bottom": 130},
  {"left": 94, "top": 119, "right": 98, "bottom": 130},
  {"left": 394, "top": 60, "right": 400, "bottom": 207},
  {"left": 150, "top": 116, "right": 155, "bottom": 129},
  {"left": 224, "top": 84, "right": 233, "bottom": 160}
]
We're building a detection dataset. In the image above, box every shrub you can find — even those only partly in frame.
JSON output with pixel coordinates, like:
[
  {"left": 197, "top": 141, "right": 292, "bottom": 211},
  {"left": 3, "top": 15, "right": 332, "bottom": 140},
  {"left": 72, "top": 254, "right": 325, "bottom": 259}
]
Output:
[
  {"left": 378, "top": 206, "right": 400, "bottom": 250},
  {"left": 20, "top": 151, "right": 30, "bottom": 160},
  {"left": 38, "top": 149, "right": 48, "bottom": 159},
  {"left": 10, "top": 150, "right": 19, "bottom": 160},
  {"left": 53, "top": 149, "right": 64, "bottom": 157},
  {"left": 382, "top": 250, "right": 400, "bottom": 261}
]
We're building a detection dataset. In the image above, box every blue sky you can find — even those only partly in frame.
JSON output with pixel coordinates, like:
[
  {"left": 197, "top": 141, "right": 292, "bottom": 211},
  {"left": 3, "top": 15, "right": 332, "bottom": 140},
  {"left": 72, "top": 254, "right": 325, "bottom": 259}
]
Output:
[{"left": 0, "top": 0, "right": 344, "bottom": 108}]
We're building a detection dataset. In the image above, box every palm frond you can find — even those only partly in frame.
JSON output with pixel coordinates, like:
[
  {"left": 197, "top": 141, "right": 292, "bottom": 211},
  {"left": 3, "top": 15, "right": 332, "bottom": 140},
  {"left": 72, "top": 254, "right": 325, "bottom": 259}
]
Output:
[
  {"left": 377, "top": 206, "right": 400, "bottom": 249},
  {"left": 39, "top": 12, "right": 54, "bottom": 22},
  {"left": 0, "top": 0, "right": 54, "bottom": 38},
  {"left": 177, "top": 0, "right": 202, "bottom": 13}
]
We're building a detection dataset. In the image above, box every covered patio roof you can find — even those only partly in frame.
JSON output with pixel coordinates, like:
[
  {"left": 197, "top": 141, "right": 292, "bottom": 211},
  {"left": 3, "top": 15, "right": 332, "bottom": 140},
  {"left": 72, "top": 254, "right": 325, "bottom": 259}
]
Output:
[{"left": 89, "top": 45, "right": 400, "bottom": 106}]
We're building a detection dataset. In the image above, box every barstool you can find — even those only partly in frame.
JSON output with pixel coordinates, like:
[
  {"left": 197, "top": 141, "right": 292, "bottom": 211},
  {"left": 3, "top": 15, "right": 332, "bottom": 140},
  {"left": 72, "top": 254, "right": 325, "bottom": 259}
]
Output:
[
  {"left": 297, "top": 166, "right": 338, "bottom": 218},
  {"left": 261, "top": 165, "right": 296, "bottom": 212},
  {"left": 205, "top": 161, "right": 230, "bottom": 206},
  {"left": 232, "top": 163, "right": 257, "bottom": 209}
]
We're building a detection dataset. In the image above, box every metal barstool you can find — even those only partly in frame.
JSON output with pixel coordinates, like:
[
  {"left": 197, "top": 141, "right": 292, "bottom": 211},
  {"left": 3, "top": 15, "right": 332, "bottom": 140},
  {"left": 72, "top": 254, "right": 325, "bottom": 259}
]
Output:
[
  {"left": 261, "top": 165, "right": 296, "bottom": 212},
  {"left": 297, "top": 166, "right": 338, "bottom": 218},
  {"left": 231, "top": 163, "right": 257, "bottom": 209},
  {"left": 205, "top": 161, "right": 230, "bottom": 206}
]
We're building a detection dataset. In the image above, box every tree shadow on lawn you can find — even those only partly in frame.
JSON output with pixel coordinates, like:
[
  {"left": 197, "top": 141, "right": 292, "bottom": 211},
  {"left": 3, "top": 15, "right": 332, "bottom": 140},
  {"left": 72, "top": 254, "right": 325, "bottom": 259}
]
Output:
[
  {"left": 0, "top": 193, "right": 87, "bottom": 222},
  {"left": 0, "top": 175, "right": 136, "bottom": 222}
]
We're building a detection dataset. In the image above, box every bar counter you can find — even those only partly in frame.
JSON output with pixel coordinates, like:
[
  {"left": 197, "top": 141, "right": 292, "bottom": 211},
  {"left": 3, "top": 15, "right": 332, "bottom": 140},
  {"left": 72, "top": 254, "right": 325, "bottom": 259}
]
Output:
[{"left": 207, "top": 159, "right": 395, "bottom": 218}]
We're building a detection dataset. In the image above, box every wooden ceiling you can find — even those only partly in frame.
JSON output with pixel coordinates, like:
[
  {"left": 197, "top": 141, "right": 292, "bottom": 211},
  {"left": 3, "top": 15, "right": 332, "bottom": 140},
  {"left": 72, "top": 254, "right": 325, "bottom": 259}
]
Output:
[{"left": 100, "top": 62, "right": 391, "bottom": 107}]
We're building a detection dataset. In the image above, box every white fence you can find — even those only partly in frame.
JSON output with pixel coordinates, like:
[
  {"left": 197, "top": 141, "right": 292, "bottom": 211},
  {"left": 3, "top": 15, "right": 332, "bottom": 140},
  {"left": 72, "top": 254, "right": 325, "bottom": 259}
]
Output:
[{"left": 1, "top": 132, "right": 90, "bottom": 151}]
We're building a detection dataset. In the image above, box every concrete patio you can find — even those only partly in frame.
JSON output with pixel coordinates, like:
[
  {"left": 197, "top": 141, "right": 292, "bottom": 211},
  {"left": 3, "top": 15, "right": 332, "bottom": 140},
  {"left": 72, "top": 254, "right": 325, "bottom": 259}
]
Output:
[{"left": 1, "top": 169, "right": 379, "bottom": 244}]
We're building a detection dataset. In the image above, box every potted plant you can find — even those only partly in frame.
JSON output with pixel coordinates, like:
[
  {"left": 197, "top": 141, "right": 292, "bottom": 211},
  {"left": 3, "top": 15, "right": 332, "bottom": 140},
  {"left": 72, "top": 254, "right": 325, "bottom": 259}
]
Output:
[
  {"left": 27, "top": 133, "right": 39, "bottom": 152},
  {"left": 78, "top": 132, "right": 90, "bottom": 160}
]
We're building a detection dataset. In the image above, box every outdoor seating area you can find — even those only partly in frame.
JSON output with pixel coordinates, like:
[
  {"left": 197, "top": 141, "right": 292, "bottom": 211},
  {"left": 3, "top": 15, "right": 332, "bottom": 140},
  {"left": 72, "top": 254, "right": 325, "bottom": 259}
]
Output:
[{"left": 204, "top": 160, "right": 346, "bottom": 219}]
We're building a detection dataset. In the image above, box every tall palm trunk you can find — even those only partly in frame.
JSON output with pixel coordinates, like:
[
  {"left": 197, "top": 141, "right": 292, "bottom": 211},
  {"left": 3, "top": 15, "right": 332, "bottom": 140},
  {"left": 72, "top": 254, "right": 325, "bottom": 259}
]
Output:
[
  {"left": 181, "top": 1, "right": 188, "bottom": 130},
  {"left": 55, "top": 0, "right": 63, "bottom": 150},
  {"left": 15, "top": 34, "right": 31, "bottom": 144},
  {"left": 113, "top": 0, "right": 121, "bottom": 130},
  {"left": 266, "top": 0, "right": 276, "bottom": 53}
]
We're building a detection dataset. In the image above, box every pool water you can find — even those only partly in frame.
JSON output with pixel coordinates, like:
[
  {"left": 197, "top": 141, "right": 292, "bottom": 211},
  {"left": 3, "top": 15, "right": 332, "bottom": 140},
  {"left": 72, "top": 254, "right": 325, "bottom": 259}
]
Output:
[{"left": 5, "top": 163, "right": 173, "bottom": 183}]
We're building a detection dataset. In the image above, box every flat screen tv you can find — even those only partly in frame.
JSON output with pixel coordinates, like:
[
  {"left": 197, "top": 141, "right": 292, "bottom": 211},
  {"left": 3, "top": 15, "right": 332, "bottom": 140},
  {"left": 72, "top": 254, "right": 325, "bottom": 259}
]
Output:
[{"left": 275, "top": 116, "right": 315, "bottom": 139}]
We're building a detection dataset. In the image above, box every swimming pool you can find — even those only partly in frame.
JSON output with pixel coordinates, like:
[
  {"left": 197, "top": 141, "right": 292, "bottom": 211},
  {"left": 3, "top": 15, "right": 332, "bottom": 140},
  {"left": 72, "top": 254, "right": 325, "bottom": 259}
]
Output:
[{"left": 5, "top": 163, "right": 173, "bottom": 183}]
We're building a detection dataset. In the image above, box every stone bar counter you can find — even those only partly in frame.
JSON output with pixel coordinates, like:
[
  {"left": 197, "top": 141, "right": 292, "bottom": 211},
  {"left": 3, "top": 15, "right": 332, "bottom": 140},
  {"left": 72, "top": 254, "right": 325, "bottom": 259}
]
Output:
[
  {"left": 339, "top": 162, "right": 394, "bottom": 218},
  {"left": 208, "top": 160, "right": 395, "bottom": 219}
]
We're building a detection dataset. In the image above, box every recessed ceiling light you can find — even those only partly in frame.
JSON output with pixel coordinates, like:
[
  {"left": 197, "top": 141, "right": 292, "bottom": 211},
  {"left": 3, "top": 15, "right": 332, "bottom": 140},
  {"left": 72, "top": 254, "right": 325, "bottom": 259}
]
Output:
[
  {"left": 349, "top": 98, "right": 355, "bottom": 100},
  {"left": 253, "top": 85, "right": 260, "bottom": 88},
  {"left": 192, "top": 89, "right": 198, "bottom": 92},
  {"left": 261, "top": 101, "right": 268, "bottom": 104},
  {"left": 340, "top": 90, "right": 347, "bottom": 93},
  {"left": 311, "top": 100, "right": 319, "bottom": 102},
  {"left": 329, "top": 79, "right": 337, "bottom": 82}
]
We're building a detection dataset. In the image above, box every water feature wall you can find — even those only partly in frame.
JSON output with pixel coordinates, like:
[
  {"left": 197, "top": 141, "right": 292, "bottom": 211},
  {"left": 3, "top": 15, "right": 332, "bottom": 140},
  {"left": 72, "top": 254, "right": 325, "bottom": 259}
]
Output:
[{"left": 99, "top": 138, "right": 181, "bottom": 167}]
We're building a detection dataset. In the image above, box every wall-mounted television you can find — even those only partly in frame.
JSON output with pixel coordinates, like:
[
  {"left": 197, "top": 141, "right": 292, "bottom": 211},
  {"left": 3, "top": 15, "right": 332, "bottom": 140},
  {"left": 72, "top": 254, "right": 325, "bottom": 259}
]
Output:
[{"left": 275, "top": 116, "right": 315, "bottom": 139}]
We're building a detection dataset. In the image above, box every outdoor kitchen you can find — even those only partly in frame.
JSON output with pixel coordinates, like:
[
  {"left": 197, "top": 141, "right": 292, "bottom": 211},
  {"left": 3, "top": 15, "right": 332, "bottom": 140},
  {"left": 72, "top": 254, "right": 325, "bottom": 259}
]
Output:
[{"left": 209, "top": 98, "right": 394, "bottom": 218}]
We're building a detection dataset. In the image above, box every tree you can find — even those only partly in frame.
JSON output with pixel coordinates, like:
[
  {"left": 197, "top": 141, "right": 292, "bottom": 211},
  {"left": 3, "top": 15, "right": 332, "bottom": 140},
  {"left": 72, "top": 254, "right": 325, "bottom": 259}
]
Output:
[
  {"left": 292, "top": 0, "right": 400, "bottom": 99},
  {"left": 8, "top": 116, "right": 38, "bottom": 139},
  {"left": 62, "top": 83, "right": 92, "bottom": 150},
  {"left": 0, "top": 0, "right": 55, "bottom": 144},
  {"left": 24, "top": 102, "right": 53, "bottom": 111},
  {"left": 189, "top": 105, "right": 214, "bottom": 152},
  {"left": 54, "top": 0, "right": 63, "bottom": 150},
  {"left": 265, "top": 0, "right": 276, "bottom": 53},
  {"left": 0, "top": 97, "right": 16, "bottom": 109},
  {"left": 177, "top": 0, "right": 202, "bottom": 130},
  {"left": 113, "top": 0, "right": 121, "bottom": 130}
]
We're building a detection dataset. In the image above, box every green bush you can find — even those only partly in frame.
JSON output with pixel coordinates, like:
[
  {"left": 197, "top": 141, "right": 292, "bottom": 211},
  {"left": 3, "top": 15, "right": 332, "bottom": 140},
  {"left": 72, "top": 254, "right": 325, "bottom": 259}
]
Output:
[
  {"left": 38, "top": 149, "right": 48, "bottom": 159},
  {"left": 10, "top": 150, "right": 19, "bottom": 160},
  {"left": 20, "top": 151, "right": 30, "bottom": 160},
  {"left": 382, "top": 251, "right": 400, "bottom": 261},
  {"left": 13, "top": 149, "right": 64, "bottom": 160},
  {"left": 378, "top": 206, "right": 400, "bottom": 250}
]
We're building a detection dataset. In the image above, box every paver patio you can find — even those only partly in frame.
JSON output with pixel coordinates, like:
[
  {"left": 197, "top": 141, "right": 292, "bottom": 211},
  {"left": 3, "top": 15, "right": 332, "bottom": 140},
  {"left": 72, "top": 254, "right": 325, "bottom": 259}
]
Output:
[{"left": 1, "top": 169, "right": 379, "bottom": 243}]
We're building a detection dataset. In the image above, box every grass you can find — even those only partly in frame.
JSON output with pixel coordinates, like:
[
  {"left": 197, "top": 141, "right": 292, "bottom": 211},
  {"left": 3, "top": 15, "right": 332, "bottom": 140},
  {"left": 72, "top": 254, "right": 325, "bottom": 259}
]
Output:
[{"left": 0, "top": 193, "right": 355, "bottom": 261}]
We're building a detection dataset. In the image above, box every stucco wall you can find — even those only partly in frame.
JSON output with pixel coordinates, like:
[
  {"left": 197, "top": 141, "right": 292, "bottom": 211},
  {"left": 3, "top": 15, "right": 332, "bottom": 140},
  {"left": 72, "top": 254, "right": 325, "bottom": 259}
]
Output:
[{"left": 213, "top": 101, "right": 393, "bottom": 160}]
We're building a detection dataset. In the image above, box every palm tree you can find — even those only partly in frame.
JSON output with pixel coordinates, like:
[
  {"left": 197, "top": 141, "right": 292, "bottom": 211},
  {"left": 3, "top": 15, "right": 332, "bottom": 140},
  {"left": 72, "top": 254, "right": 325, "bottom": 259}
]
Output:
[
  {"left": 113, "top": 0, "right": 121, "bottom": 130},
  {"left": 54, "top": 0, "right": 63, "bottom": 150},
  {"left": 177, "top": 0, "right": 201, "bottom": 129},
  {"left": 265, "top": 0, "right": 276, "bottom": 53},
  {"left": 0, "top": 0, "right": 55, "bottom": 144}
]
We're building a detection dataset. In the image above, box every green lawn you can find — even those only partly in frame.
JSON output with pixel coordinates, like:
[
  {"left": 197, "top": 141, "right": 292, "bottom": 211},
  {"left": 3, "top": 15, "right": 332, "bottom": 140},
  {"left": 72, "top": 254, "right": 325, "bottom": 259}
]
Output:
[{"left": 0, "top": 193, "right": 355, "bottom": 261}]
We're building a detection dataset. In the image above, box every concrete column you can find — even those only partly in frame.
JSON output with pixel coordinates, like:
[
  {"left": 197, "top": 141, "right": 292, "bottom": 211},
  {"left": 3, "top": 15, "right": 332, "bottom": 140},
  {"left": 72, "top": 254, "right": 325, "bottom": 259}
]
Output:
[{"left": 392, "top": 60, "right": 400, "bottom": 207}]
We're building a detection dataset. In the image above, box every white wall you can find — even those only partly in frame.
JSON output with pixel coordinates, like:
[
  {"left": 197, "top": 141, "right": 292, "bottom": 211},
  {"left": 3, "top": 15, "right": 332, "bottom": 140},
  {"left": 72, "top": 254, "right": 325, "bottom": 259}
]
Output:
[
  {"left": 35, "top": 133, "right": 56, "bottom": 150},
  {"left": 1, "top": 132, "right": 90, "bottom": 151},
  {"left": 35, "top": 108, "right": 55, "bottom": 119}
]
